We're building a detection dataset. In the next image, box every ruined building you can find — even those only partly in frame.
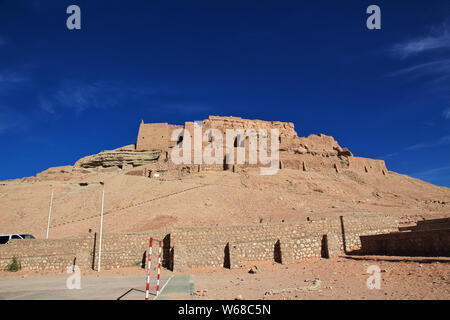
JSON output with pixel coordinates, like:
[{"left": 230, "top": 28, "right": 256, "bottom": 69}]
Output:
[{"left": 74, "top": 115, "right": 388, "bottom": 178}]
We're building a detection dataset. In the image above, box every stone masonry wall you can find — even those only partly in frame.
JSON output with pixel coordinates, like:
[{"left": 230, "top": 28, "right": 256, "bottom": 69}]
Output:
[
  {"left": 342, "top": 215, "right": 399, "bottom": 253},
  {"left": 90, "top": 231, "right": 167, "bottom": 270},
  {"left": 358, "top": 229, "right": 450, "bottom": 257},
  {"left": 0, "top": 231, "right": 166, "bottom": 272},
  {"left": 0, "top": 236, "right": 90, "bottom": 271},
  {"left": 170, "top": 214, "right": 399, "bottom": 270},
  {"left": 0, "top": 214, "right": 400, "bottom": 272}
]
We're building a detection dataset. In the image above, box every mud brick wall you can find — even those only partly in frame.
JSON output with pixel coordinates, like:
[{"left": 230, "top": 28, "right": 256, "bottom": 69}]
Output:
[
  {"left": 136, "top": 122, "right": 170, "bottom": 150},
  {"left": 359, "top": 229, "right": 450, "bottom": 256}
]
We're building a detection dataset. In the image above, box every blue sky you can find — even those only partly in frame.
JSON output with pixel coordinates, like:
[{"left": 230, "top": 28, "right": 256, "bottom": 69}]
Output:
[{"left": 0, "top": 0, "right": 449, "bottom": 187}]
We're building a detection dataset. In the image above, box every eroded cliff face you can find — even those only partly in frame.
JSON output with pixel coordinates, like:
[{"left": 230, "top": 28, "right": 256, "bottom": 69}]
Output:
[
  {"left": 276, "top": 133, "right": 386, "bottom": 175},
  {"left": 74, "top": 148, "right": 161, "bottom": 169}
]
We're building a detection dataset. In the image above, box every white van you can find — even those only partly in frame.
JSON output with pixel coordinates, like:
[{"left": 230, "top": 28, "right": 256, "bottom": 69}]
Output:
[{"left": 0, "top": 234, "right": 35, "bottom": 244}]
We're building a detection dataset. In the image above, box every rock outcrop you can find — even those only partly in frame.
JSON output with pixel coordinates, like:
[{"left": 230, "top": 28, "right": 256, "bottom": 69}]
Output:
[{"left": 74, "top": 148, "right": 161, "bottom": 169}]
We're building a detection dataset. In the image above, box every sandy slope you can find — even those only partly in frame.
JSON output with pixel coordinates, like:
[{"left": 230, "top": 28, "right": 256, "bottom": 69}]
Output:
[{"left": 0, "top": 166, "right": 449, "bottom": 239}]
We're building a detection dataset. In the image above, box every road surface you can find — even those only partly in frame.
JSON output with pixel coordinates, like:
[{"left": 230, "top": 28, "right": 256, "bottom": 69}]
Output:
[{"left": 0, "top": 274, "right": 194, "bottom": 300}]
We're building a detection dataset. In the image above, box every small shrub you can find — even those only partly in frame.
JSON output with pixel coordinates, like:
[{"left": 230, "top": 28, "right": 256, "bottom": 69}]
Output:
[{"left": 6, "top": 256, "right": 21, "bottom": 272}]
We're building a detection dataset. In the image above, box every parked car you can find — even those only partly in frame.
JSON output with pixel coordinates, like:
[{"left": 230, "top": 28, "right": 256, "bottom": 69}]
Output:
[{"left": 0, "top": 234, "right": 35, "bottom": 244}]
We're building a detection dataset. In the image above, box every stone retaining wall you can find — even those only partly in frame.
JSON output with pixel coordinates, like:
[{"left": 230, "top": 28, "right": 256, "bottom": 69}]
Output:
[
  {"left": 169, "top": 214, "right": 399, "bottom": 270},
  {"left": 0, "top": 231, "right": 166, "bottom": 272},
  {"left": 0, "top": 214, "right": 401, "bottom": 272},
  {"left": 358, "top": 229, "right": 450, "bottom": 256}
]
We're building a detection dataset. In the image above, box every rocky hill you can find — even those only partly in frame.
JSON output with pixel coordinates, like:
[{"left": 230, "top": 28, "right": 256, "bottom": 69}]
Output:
[{"left": 0, "top": 117, "right": 449, "bottom": 239}]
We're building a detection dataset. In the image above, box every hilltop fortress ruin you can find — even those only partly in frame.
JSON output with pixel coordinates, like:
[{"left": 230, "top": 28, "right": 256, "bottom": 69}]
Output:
[
  {"left": 2, "top": 115, "right": 449, "bottom": 273},
  {"left": 74, "top": 115, "right": 388, "bottom": 178}
]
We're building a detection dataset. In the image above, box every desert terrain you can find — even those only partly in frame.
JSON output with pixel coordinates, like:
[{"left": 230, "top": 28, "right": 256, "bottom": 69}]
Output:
[
  {"left": 1, "top": 117, "right": 449, "bottom": 239},
  {"left": 0, "top": 165, "right": 449, "bottom": 239},
  {"left": 0, "top": 117, "right": 449, "bottom": 300},
  {"left": 0, "top": 256, "right": 448, "bottom": 300}
]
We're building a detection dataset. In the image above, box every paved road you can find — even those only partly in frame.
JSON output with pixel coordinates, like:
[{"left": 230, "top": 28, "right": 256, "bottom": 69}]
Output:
[{"left": 0, "top": 274, "right": 194, "bottom": 300}]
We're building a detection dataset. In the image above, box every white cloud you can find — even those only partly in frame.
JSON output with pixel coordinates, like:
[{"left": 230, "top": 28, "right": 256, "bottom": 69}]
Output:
[
  {"left": 388, "top": 23, "right": 450, "bottom": 110},
  {"left": 405, "top": 135, "right": 450, "bottom": 151},
  {"left": 390, "top": 23, "right": 450, "bottom": 58},
  {"left": 39, "top": 81, "right": 185, "bottom": 115},
  {"left": 443, "top": 107, "right": 450, "bottom": 119},
  {"left": 379, "top": 152, "right": 399, "bottom": 160},
  {"left": 0, "top": 72, "right": 29, "bottom": 83},
  {"left": 38, "top": 97, "right": 55, "bottom": 114},
  {"left": 412, "top": 165, "right": 450, "bottom": 177},
  {"left": 387, "top": 59, "right": 450, "bottom": 78},
  {"left": 410, "top": 165, "right": 450, "bottom": 187},
  {"left": 39, "top": 82, "right": 124, "bottom": 115},
  {"left": 0, "top": 107, "right": 27, "bottom": 135}
]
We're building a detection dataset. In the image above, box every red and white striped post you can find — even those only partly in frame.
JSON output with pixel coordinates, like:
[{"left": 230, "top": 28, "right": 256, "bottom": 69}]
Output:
[
  {"left": 145, "top": 237, "right": 153, "bottom": 300},
  {"left": 156, "top": 241, "right": 162, "bottom": 297}
]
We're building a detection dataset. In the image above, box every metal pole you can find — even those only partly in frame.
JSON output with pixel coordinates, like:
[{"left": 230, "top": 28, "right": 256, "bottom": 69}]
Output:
[
  {"left": 97, "top": 185, "right": 105, "bottom": 272},
  {"left": 46, "top": 189, "right": 54, "bottom": 239},
  {"left": 145, "top": 237, "right": 153, "bottom": 300},
  {"left": 156, "top": 241, "right": 162, "bottom": 297}
]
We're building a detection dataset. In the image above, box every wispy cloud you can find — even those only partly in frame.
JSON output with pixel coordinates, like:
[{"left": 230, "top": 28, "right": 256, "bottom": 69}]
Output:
[
  {"left": 0, "top": 72, "right": 29, "bottom": 83},
  {"left": 0, "top": 106, "right": 27, "bottom": 135},
  {"left": 38, "top": 97, "right": 56, "bottom": 114},
  {"left": 57, "top": 82, "right": 120, "bottom": 114},
  {"left": 39, "top": 81, "right": 130, "bottom": 115},
  {"left": 388, "top": 22, "right": 450, "bottom": 121},
  {"left": 379, "top": 152, "right": 399, "bottom": 160},
  {"left": 443, "top": 107, "right": 450, "bottom": 119},
  {"left": 0, "top": 71, "right": 31, "bottom": 96},
  {"left": 390, "top": 23, "right": 450, "bottom": 58},
  {"left": 405, "top": 135, "right": 450, "bottom": 151},
  {"left": 38, "top": 81, "right": 182, "bottom": 115},
  {"left": 410, "top": 165, "right": 450, "bottom": 187},
  {"left": 387, "top": 59, "right": 450, "bottom": 78}
]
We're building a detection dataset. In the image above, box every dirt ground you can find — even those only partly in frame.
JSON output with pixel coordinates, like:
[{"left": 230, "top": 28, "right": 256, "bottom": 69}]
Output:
[
  {"left": 190, "top": 256, "right": 450, "bottom": 300},
  {"left": 1, "top": 256, "right": 448, "bottom": 300},
  {"left": 1, "top": 169, "right": 449, "bottom": 239},
  {"left": 1, "top": 152, "right": 449, "bottom": 301}
]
